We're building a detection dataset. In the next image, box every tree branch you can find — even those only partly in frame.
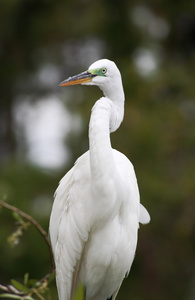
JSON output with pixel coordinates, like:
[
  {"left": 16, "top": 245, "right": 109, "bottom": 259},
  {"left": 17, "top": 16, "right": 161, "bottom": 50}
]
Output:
[{"left": 0, "top": 200, "right": 55, "bottom": 272}]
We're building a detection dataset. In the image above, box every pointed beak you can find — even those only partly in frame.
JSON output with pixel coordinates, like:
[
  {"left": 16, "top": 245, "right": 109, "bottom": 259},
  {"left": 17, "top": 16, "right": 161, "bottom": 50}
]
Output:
[{"left": 59, "top": 70, "right": 96, "bottom": 86}]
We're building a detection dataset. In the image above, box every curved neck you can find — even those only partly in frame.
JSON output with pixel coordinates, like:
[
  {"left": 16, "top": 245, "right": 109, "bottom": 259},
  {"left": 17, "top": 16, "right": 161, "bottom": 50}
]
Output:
[{"left": 89, "top": 97, "right": 124, "bottom": 185}]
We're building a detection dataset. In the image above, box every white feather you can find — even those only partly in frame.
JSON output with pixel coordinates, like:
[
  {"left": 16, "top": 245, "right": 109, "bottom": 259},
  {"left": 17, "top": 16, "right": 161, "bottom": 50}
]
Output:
[{"left": 49, "top": 59, "right": 150, "bottom": 300}]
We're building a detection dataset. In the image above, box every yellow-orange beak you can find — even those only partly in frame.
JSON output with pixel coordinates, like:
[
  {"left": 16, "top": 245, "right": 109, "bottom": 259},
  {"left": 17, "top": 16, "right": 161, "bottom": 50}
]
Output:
[{"left": 59, "top": 71, "right": 96, "bottom": 86}]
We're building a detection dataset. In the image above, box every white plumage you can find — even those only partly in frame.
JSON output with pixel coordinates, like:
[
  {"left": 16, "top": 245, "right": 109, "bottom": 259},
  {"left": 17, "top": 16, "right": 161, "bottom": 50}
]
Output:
[{"left": 49, "top": 59, "right": 150, "bottom": 300}]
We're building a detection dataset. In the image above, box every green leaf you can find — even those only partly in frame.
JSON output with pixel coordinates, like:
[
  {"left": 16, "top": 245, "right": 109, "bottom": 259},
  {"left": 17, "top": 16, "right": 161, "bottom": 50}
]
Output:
[
  {"left": 12, "top": 212, "right": 23, "bottom": 223},
  {"left": 27, "top": 279, "right": 37, "bottom": 288},
  {"left": 47, "top": 271, "right": 55, "bottom": 284},
  {"left": 23, "top": 273, "right": 29, "bottom": 286},
  {"left": 74, "top": 284, "right": 84, "bottom": 300},
  {"left": 11, "top": 280, "right": 29, "bottom": 294}
]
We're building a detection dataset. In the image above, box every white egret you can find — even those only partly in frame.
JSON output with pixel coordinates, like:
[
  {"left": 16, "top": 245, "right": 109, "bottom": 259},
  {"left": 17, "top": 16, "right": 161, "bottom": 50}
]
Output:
[{"left": 49, "top": 59, "right": 150, "bottom": 300}]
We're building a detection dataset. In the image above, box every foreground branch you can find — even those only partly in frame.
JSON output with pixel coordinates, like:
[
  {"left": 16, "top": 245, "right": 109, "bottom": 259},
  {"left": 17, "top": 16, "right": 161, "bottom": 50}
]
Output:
[{"left": 0, "top": 200, "right": 55, "bottom": 272}]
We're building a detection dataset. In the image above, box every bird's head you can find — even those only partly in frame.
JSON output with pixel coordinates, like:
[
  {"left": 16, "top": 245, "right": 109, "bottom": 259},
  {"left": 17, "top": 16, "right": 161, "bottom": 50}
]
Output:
[{"left": 59, "top": 59, "right": 124, "bottom": 102}]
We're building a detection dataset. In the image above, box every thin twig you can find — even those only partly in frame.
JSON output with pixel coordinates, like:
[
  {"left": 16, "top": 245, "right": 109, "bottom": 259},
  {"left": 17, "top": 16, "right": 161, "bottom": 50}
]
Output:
[{"left": 0, "top": 200, "right": 55, "bottom": 272}]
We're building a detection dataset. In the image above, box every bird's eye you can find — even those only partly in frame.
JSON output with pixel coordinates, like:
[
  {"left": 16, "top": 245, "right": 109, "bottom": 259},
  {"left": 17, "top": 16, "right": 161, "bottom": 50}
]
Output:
[{"left": 102, "top": 68, "right": 107, "bottom": 74}]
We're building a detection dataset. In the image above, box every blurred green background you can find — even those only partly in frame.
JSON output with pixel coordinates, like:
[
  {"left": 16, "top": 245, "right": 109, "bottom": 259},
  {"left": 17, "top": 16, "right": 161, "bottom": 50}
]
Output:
[{"left": 0, "top": 0, "right": 195, "bottom": 299}]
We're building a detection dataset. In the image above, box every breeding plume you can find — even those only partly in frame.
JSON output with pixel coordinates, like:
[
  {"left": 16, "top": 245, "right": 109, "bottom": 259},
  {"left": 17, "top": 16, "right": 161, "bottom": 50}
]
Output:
[{"left": 49, "top": 59, "right": 150, "bottom": 300}]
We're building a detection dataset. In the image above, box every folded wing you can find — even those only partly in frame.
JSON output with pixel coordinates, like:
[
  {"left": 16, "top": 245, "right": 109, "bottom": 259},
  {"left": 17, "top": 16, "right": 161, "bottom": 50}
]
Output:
[{"left": 49, "top": 152, "right": 90, "bottom": 300}]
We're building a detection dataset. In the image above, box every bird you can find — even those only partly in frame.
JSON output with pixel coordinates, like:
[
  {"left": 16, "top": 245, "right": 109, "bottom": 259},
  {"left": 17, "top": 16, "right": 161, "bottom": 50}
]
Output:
[{"left": 49, "top": 59, "right": 150, "bottom": 300}]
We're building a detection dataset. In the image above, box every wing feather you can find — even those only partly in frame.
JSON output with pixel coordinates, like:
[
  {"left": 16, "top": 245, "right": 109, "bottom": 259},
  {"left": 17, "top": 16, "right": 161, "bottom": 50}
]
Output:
[
  {"left": 139, "top": 203, "right": 151, "bottom": 224},
  {"left": 49, "top": 152, "right": 90, "bottom": 300}
]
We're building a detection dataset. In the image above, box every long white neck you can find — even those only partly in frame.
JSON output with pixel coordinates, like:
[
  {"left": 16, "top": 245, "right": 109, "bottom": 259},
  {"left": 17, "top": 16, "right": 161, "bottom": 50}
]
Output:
[{"left": 89, "top": 96, "right": 124, "bottom": 187}]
